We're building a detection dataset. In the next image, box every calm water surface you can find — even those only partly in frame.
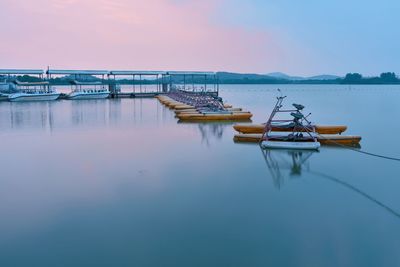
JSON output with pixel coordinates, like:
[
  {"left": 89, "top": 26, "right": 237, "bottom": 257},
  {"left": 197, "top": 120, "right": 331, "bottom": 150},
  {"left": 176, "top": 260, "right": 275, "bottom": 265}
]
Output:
[{"left": 0, "top": 84, "right": 399, "bottom": 267}]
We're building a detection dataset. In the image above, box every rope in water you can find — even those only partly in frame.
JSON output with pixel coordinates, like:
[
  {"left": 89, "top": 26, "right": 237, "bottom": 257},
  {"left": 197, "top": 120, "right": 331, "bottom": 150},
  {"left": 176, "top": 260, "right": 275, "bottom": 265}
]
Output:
[
  {"left": 316, "top": 134, "right": 400, "bottom": 162},
  {"left": 308, "top": 170, "right": 400, "bottom": 219}
]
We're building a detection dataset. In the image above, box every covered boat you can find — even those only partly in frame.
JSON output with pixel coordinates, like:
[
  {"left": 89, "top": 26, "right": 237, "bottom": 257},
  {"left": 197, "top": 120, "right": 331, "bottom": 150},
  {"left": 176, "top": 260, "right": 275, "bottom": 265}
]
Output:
[
  {"left": 0, "top": 81, "right": 16, "bottom": 101},
  {"left": 8, "top": 81, "right": 60, "bottom": 102},
  {"left": 67, "top": 80, "right": 110, "bottom": 100}
]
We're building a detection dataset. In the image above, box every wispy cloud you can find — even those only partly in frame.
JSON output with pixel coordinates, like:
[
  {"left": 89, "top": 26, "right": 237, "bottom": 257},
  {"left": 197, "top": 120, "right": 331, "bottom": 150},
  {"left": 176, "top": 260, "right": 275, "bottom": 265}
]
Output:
[{"left": 0, "top": 0, "right": 278, "bottom": 72}]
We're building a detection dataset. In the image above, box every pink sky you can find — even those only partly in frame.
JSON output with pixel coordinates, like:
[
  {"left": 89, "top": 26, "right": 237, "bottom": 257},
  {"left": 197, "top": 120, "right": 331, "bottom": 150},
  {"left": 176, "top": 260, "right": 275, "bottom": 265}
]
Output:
[{"left": 0, "top": 0, "right": 284, "bottom": 73}]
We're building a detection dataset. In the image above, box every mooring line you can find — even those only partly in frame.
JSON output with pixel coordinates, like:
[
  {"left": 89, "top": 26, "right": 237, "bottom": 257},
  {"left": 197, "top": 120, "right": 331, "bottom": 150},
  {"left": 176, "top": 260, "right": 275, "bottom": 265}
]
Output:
[
  {"left": 308, "top": 170, "right": 400, "bottom": 219},
  {"left": 316, "top": 134, "right": 400, "bottom": 162}
]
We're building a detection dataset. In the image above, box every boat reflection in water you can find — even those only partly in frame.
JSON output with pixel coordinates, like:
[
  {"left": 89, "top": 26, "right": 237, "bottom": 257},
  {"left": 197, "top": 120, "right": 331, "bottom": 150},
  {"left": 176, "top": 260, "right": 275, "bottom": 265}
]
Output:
[
  {"left": 261, "top": 148, "right": 316, "bottom": 189},
  {"left": 178, "top": 121, "right": 233, "bottom": 146},
  {"left": 197, "top": 123, "right": 225, "bottom": 145},
  {"left": 261, "top": 147, "right": 400, "bottom": 219},
  {"left": 0, "top": 98, "right": 166, "bottom": 134}
]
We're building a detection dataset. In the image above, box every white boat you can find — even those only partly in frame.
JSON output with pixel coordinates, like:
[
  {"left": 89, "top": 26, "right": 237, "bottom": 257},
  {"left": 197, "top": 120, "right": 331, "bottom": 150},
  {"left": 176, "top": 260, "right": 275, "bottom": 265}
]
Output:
[
  {"left": 67, "top": 80, "right": 110, "bottom": 100},
  {"left": 261, "top": 141, "right": 321, "bottom": 150},
  {"left": 0, "top": 81, "right": 14, "bottom": 101},
  {"left": 9, "top": 91, "right": 61, "bottom": 102},
  {"left": 8, "top": 81, "right": 60, "bottom": 102},
  {"left": 0, "top": 93, "right": 10, "bottom": 101}
]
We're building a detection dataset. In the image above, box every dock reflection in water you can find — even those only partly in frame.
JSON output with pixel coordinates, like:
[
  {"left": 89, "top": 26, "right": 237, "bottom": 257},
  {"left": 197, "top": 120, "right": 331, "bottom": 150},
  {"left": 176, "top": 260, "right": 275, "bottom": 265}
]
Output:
[
  {"left": 178, "top": 121, "right": 234, "bottom": 146},
  {"left": 0, "top": 101, "right": 56, "bottom": 133},
  {"left": 0, "top": 98, "right": 177, "bottom": 134}
]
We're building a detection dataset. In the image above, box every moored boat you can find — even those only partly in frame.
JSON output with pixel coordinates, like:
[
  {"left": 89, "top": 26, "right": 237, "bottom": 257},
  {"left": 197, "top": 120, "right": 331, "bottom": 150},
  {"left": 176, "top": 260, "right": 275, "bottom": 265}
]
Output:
[
  {"left": 175, "top": 107, "right": 243, "bottom": 114},
  {"left": 233, "top": 89, "right": 363, "bottom": 150},
  {"left": 8, "top": 81, "right": 60, "bottom": 102},
  {"left": 0, "top": 81, "right": 15, "bottom": 100},
  {"left": 173, "top": 104, "right": 195, "bottom": 110},
  {"left": 0, "top": 93, "right": 10, "bottom": 101},
  {"left": 233, "top": 133, "right": 362, "bottom": 146},
  {"left": 261, "top": 141, "right": 321, "bottom": 150},
  {"left": 257, "top": 95, "right": 322, "bottom": 150},
  {"left": 67, "top": 80, "right": 110, "bottom": 100},
  {"left": 233, "top": 123, "right": 347, "bottom": 134},
  {"left": 177, "top": 111, "right": 253, "bottom": 121}
]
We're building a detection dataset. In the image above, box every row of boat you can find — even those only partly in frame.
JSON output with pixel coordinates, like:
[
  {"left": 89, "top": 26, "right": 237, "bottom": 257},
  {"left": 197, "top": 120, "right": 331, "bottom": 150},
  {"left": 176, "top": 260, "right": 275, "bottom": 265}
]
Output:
[
  {"left": 158, "top": 90, "right": 362, "bottom": 150},
  {"left": 156, "top": 93, "right": 253, "bottom": 121},
  {"left": 0, "top": 80, "right": 110, "bottom": 102}
]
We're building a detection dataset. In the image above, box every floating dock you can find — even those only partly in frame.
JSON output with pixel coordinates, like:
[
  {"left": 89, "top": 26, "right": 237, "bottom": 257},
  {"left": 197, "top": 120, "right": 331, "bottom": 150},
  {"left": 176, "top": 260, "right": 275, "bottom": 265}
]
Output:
[{"left": 156, "top": 94, "right": 253, "bottom": 122}]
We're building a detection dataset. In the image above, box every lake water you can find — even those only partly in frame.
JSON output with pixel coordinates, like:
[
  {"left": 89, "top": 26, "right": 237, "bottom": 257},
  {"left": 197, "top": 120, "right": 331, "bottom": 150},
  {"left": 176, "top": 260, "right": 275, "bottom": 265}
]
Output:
[{"left": 0, "top": 84, "right": 399, "bottom": 267}]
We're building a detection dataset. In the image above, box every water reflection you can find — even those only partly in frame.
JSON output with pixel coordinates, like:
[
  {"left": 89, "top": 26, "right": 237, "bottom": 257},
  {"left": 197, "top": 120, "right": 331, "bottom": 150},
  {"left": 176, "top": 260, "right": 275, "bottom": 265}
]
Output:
[
  {"left": 0, "top": 99, "right": 169, "bottom": 134},
  {"left": 197, "top": 123, "right": 224, "bottom": 145},
  {"left": 178, "top": 121, "right": 233, "bottom": 146},
  {"left": 71, "top": 100, "right": 109, "bottom": 126},
  {"left": 262, "top": 148, "right": 400, "bottom": 219},
  {"left": 261, "top": 149, "right": 315, "bottom": 189},
  {"left": 0, "top": 102, "right": 55, "bottom": 133}
]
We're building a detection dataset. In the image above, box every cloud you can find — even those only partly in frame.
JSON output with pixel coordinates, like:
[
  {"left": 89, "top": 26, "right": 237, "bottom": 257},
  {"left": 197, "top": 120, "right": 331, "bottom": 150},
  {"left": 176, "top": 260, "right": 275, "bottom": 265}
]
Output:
[{"left": 0, "top": 0, "right": 279, "bottom": 72}]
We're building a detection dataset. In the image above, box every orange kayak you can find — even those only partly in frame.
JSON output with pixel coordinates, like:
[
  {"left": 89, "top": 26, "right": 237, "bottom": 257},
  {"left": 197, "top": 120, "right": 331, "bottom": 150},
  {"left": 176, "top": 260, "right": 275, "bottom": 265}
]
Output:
[
  {"left": 233, "top": 133, "right": 361, "bottom": 146},
  {"left": 233, "top": 124, "right": 347, "bottom": 134},
  {"left": 173, "top": 104, "right": 195, "bottom": 110}
]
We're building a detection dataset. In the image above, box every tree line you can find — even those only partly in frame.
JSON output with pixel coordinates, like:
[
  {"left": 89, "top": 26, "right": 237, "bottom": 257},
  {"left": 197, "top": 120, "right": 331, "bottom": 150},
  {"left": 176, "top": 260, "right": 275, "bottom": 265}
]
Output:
[
  {"left": 2, "top": 72, "right": 400, "bottom": 85},
  {"left": 342, "top": 72, "right": 399, "bottom": 84}
]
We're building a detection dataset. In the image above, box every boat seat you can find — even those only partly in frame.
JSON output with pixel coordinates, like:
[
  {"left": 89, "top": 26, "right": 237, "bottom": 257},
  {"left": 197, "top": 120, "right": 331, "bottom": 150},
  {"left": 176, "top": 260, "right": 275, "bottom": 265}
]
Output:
[
  {"left": 293, "top": 103, "right": 305, "bottom": 110},
  {"left": 291, "top": 112, "right": 304, "bottom": 120}
]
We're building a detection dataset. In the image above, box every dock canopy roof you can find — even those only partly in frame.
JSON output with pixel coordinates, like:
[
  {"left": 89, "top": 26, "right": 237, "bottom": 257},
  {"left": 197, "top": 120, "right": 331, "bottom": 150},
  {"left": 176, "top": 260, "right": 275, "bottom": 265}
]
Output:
[
  {"left": 167, "top": 71, "right": 216, "bottom": 76},
  {"left": 13, "top": 80, "right": 49, "bottom": 86},
  {"left": 0, "top": 69, "right": 44, "bottom": 75},
  {"left": 69, "top": 80, "right": 103, "bottom": 85},
  {"left": 110, "top": 71, "right": 167, "bottom": 76},
  {"left": 47, "top": 70, "right": 110, "bottom": 76}
]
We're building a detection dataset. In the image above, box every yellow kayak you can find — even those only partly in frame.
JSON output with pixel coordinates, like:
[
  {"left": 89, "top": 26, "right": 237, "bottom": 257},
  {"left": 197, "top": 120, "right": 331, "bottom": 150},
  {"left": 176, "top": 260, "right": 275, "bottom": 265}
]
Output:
[
  {"left": 233, "top": 124, "right": 348, "bottom": 134},
  {"left": 166, "top": 102, "right": 184, "bottom": 108},
  {"left": 175, "top": 107, "right": 243, "bottom": 114},
  {"left": 172, "top": 104, "right": 194, "bottom": 110},
  {"left": 178, "top": 112, "right": 253, "bottom": 121}
]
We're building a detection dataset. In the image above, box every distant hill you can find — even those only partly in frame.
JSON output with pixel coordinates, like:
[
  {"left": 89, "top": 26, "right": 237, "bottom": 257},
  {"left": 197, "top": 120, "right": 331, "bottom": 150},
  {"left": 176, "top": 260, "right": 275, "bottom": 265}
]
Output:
[
  {"left": 216, "top": 72, "right": 284, "bottom": 84},
  {"left": 217, "top": 72, "right": 277, "bottom": 80},
  {"left": 267, "top": 72, "right": 341, "bottom": 81},
  {"left": 267, "top": 72, "right": 305, "bottom": 80},
  {"left": 216, "top": 72, "right": 342, "bottom": 84}
]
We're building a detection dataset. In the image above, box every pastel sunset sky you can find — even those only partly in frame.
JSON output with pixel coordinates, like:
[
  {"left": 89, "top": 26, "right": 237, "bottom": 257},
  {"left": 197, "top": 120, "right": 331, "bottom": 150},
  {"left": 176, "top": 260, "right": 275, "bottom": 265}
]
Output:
[{"left": 0, "top": 0, "right": 399, "bottom": 76}]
